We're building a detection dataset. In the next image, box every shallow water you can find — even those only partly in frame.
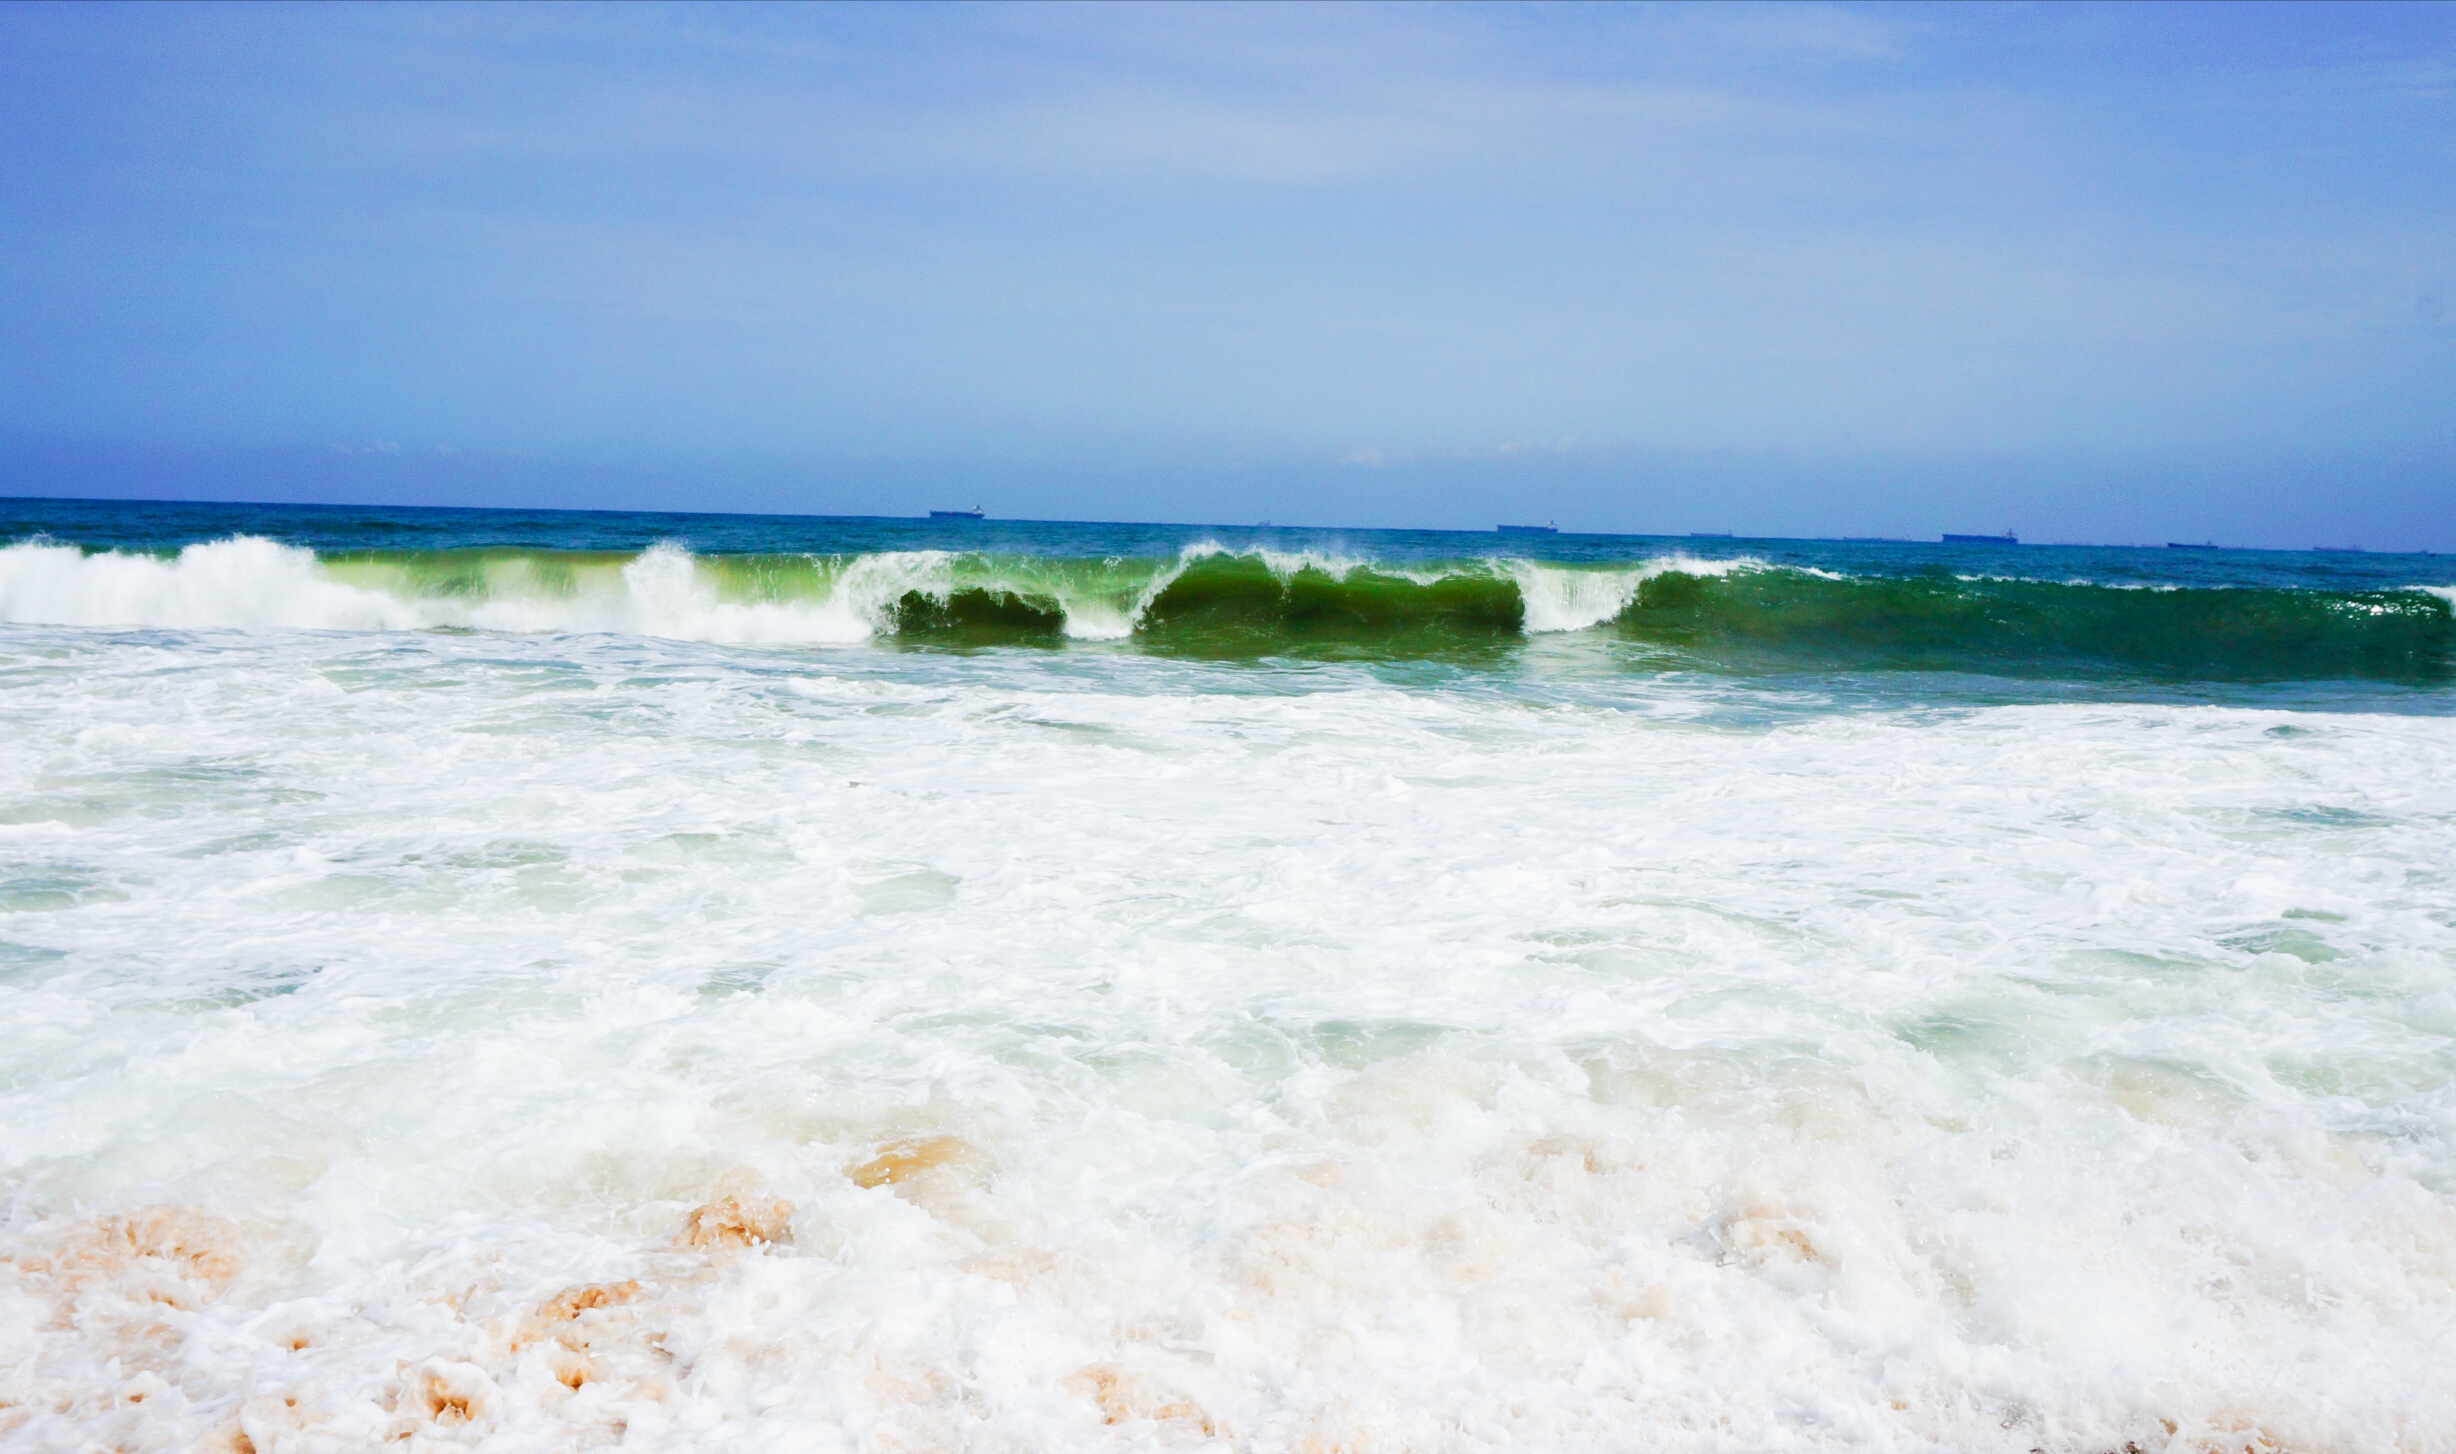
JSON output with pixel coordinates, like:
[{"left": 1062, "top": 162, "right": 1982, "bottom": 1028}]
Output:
[{"left": 2, "top": 501, "right": 2453, "bottom": 1452}]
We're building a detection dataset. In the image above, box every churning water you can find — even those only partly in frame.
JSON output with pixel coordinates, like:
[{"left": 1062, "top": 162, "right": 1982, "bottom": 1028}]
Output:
[{"left": 1, "top": 499, "right": 2452, "bottom": 1452}]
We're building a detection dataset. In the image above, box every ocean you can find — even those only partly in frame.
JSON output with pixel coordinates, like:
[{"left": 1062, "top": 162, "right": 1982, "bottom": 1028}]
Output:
[{"left": 1, "top": 496, "right": 2451, "bottom": 1452}]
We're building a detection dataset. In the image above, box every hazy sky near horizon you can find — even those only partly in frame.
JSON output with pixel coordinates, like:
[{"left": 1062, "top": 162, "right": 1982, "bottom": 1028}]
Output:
[{"left": 1, "top": 1, "right": 2451, "bottom": 543}]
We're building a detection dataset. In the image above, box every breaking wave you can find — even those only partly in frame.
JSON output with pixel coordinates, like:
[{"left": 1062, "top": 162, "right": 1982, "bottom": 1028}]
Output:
[{"left": 1, "top": 536, "right": 2449, "bottom": 679}]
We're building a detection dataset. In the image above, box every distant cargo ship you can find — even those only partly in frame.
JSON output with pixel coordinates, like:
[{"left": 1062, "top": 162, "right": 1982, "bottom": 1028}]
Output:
[
  {"left": 1689, "top": 531, "right": 1734, "bottom": 539},
  {"left": 2167, "top": 541, "right": 2219, "bottom": 550},
  {"left": 929, "top": 507, "right": 986, "bottom": 520},
  {"left": 1942, "top": 532, "right": 2018, "bottom": 545},
  {"left": 1497, "top": 522, "right": 1558, "bottom": 535}
]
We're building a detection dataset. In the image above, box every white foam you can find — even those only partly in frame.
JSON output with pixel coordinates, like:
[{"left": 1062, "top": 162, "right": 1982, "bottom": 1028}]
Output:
[
  {"left": 1, "top": 627, "right": 2451, "bottom": 1449},
  {"left": 1503, "top": 554, "right": 1781, "bottom": 632},
  {"left": 0, "top": 538, "right": 969, "bottom": 645},
  {"left": 1055, "top": 596, "right": 1138, "bottom": 640},
  {"left": 590, "top": 543, "right": 932, "bottom": 644},
  {"left": 1251, "top": 544, "right": 1375, "bottom": 579},
  {"left": 1499, "top": 562, "right": 1637, "bottom": 632},
  {"left": 0, "top": 537, "right": 423, "bottom": 631}
]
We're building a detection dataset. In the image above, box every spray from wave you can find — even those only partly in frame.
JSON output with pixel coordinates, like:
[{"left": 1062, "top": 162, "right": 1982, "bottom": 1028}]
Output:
[{"left": 0, "top": 537, "right": 425, "bottom": 632}]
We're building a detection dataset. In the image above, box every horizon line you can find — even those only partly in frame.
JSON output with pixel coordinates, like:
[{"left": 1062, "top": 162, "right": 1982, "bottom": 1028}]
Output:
[{"left": 0, "top": 491, "right": 2431, "bottom": 556}]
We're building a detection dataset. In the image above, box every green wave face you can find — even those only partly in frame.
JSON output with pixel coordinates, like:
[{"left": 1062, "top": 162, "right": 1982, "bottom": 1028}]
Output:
[
  {"left": 887, "top": 588, "right": 1069, "bottom": 644},
  {"left": 1136, "top": 555, "right": 1527, "bottom": 658},
  {"left": 320, "top": 547, "right": 646, "bottom": 601},
  {"left": 1623, "top": 570, "right": 2456, "bottom": 681}
]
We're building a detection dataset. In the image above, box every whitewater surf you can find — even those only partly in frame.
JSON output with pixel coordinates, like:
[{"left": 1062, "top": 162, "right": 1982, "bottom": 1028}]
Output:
[{"left": 2, "top": 497, "right": 2453, "bottom": 1453}]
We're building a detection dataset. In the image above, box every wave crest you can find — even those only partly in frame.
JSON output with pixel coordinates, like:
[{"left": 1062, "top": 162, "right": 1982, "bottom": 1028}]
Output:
[
  {"left": 4, "top": 538, "right": 2449, "bottom": 679},
  {"left": 0, "top": 538, "right": 422, "bottom": 632}
]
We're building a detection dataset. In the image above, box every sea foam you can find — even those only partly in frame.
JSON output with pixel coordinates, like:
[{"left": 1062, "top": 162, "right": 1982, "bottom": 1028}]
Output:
[
  {"left": 0, "top": 537, "right": 421, "bottom": 631},
  {"left": 0, "top": 538, "right": 939, "bottom": 644},
  {"left": 0, "top": 622, "right": 2450, "bottom": 1450}
]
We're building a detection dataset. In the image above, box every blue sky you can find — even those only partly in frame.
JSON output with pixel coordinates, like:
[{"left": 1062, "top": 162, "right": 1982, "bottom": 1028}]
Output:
[{"left": 1, "top": 2, "right": 2450, "bottom": 545}]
